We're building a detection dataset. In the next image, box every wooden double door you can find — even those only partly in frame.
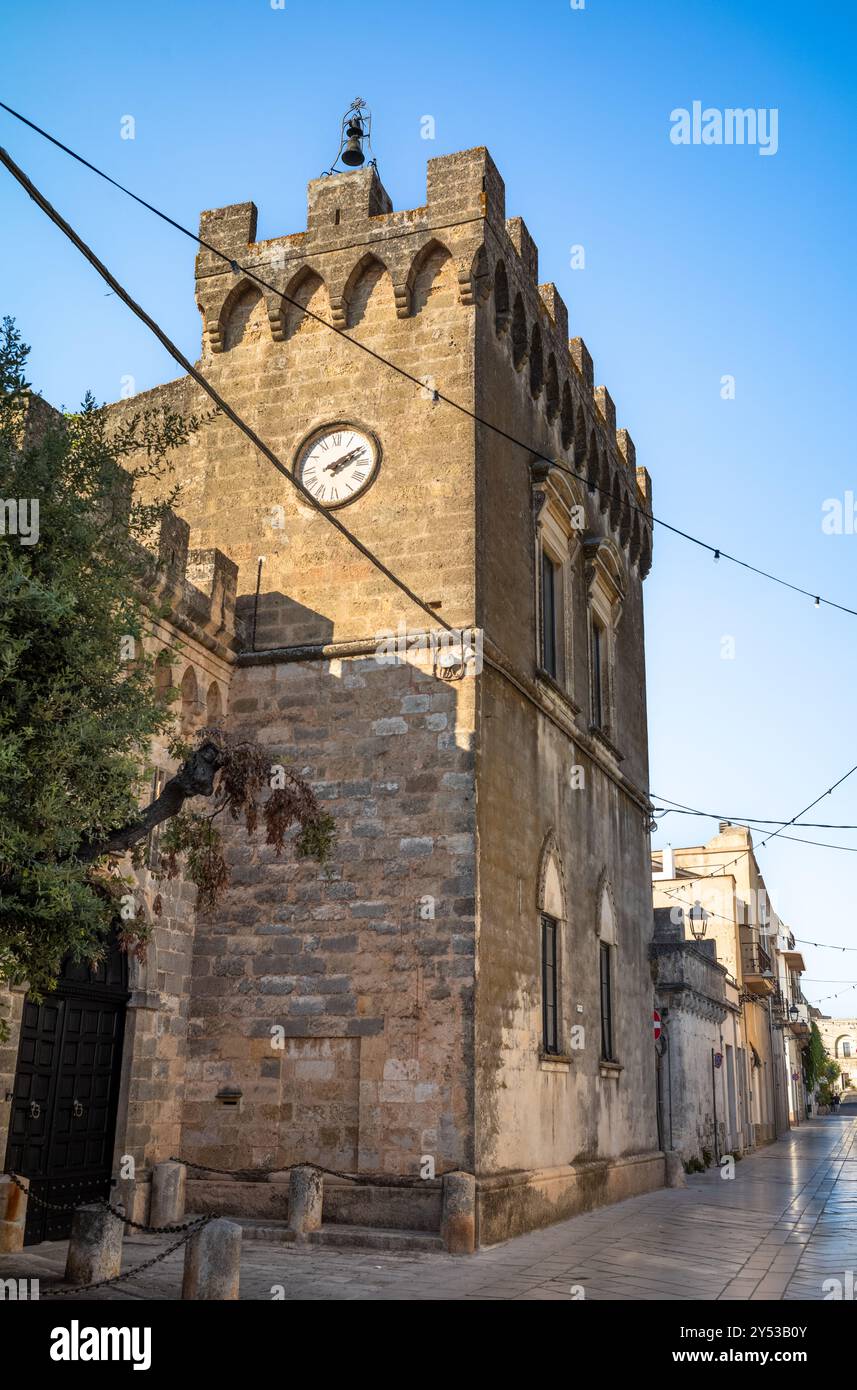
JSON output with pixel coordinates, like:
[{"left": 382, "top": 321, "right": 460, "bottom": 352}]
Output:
[{"left": 4, "top": 941, "right": 128, "bottom": 1244}]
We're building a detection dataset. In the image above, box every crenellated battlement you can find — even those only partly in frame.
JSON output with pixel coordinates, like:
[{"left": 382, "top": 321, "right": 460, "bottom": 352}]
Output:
[
  {"left": 192, "top": 145, "right": 652, "bottom": 578},
  {"left": 146, "top": 509, "right": 239, "bottom": 656}
]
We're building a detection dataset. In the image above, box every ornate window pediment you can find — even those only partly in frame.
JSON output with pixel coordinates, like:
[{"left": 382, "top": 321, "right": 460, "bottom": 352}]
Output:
[
  {"left": 596, "top": 872, "right": 618, "bottom": 946},
  {"left": 537, "top": 830, "right": 567, "bottom": 920},
  {"left": 583, "top": 536, "right": 626, "bottom": 620}
]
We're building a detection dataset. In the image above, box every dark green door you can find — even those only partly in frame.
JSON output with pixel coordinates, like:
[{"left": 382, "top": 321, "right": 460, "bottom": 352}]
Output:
[{"left": 4, "top": 939, "right": 128, "bottom": 1244}]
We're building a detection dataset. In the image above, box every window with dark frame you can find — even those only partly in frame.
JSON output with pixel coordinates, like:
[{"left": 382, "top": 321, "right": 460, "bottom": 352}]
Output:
[
  {"left": 600, "top": 941, "right": 615, "bottom": 1061},
  {"left": 540, "top": 548, "right": 559, "bottom": 679},
  {"left": 541, "top": 914, "right": 560, "bottom": 1055},
  {"left": 591, "top": 617, "right": 607, "bottom": 728}
]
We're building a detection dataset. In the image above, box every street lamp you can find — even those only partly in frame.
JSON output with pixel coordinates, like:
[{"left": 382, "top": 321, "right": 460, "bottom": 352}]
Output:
[{"left": 688, "top": 901, "right": 708, "bottom": 941}]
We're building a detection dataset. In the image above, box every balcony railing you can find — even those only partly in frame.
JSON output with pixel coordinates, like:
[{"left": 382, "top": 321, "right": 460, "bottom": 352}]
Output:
[{"left": 740, "top": 928, "right": 774, "bottom": 993}]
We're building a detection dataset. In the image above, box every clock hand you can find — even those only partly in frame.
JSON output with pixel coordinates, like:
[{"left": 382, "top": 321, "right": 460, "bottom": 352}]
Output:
[{"left": 325, "top": 448, "right": 364, "bottom": 474}]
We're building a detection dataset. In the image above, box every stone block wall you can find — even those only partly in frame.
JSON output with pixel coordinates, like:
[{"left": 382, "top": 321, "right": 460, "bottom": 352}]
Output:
[{"left": 180, "top": 650, "right": 476, "bottom": 1176}]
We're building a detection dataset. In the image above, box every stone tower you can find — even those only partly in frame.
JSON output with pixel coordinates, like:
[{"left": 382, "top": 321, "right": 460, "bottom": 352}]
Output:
[{"left": 104, "top": 147, "right": 662, "bottom": 1240}]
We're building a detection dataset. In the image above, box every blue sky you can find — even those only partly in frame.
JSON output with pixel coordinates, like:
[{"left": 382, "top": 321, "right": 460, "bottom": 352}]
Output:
[{"left": 2, "top": 0, "right": 856, "bottom": 1011}]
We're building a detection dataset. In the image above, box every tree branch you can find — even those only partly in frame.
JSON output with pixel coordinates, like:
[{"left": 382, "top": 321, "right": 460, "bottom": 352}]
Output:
[{"left": 77, "top": 740, "right": 224, "bottom": 863}]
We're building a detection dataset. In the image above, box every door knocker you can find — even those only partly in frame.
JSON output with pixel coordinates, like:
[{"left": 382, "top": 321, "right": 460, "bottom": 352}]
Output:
[
  {"left": 29, "top": 1100, "right": 40, "bottom": 1119},
  {"left": 72, "top": 1099, "right": 84, "bottom": 1118}
]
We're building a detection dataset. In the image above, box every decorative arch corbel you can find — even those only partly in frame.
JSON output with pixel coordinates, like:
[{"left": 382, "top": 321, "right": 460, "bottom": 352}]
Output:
[
  {"left": 281, "top": 264, "right": 330, "bottom": 339},
  {"left": 597, "top": 446, "right": 612, "bottom": 515},
  {"left": 629, "top": 509, "right": 643, "bottom": 567},
  {"left": 494, "top": 258, "right": 511, "bottom": 334},
  {"left": 639, "top": 524, "right": 653, "bottom": 579},
  {"left": 458, "top": 243, "right": 491, "bottom": 306},
  {"left": 210, "top": 276, "right": 268, "bottom": 353},
  {"left": 608, "top": 468, "right": 623, "bottom": 532},
  {"left": 404, "top": 237, "right": 456, "bottom": 317},
  {"left": 619, "top": 490, "right": 633, "bottom": 549},
  {"left": 340, "top": 251, "right": 394, "bottom": 329}
]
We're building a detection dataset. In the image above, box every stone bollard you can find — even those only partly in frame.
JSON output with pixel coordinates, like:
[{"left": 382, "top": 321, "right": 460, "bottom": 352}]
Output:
[
  {"left": 182, "top": 1218, "right": 241, "bottom": 1300},
  {"left": 65, "top": 1203, "right": 124, "bottom": 1285},
  {"left": 664, "top": 1150, "right": 687, "bottom": 1188},
  {"left": 441, "top": 1171, "right": 477, "bottom": 1254},
  {"left": 287, "top": 1165, "right": 323, "bottom": 1237},
  {"left": 150, "top": 1161, "right": 186, "bottom": 1227},
  {"left": 0, "top": 1175, "right": 27, "bottom": 1253}
]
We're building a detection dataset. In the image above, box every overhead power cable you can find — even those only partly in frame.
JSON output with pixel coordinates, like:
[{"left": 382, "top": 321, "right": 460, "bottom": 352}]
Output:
[
  {"left": 653, "top": 793, "right": 857, "bottom": 832},
  {"left": 2, "top": 100, "right": 857, "bottom": 619},
  {"left": 656, "top": 878, "right": 857, "bottom": 955},
  {"left": 794, "top": 938, "right": 857, "bottom": 954},
  {"left": 654, "top": 764, "right": 857, "bottom": 883},
  {"left": 0, "top": 143, "right": 455, "bottom": 640},
  {"left": 652, "top": 814, "right": 857, "bottom": 856}
]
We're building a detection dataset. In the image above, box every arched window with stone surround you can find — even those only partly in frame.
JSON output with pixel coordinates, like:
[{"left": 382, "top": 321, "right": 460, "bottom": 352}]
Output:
[
  {"left": 537, "top": 833, "right": 567, "bottom": 1057},
  {"left": 584, "top": 537, "right": 626, "bottom": 743}
]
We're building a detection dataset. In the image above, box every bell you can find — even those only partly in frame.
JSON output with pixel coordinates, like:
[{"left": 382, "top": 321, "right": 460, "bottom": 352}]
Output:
[{"left": 341, "top": 119, "right": 365, "bottom": 167}]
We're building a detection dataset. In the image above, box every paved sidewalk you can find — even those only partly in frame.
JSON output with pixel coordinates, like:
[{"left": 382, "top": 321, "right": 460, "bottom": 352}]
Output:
[{"left": 2, "top": 1113, "right": 855, "bottom": 1300}]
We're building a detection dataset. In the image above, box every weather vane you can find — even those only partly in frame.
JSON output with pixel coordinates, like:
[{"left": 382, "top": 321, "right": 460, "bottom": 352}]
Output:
[{"left": 323, "top": 99, "right": 376, "bottom": 176}]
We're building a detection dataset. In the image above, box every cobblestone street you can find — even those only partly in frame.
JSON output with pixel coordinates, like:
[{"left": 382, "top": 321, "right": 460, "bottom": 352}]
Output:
[{"left": 3, "top": 1111, "right": 855, "bottom": 1302}]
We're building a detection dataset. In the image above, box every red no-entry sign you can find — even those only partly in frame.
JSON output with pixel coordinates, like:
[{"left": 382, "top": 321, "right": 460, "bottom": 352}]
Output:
[{"left": 653, "top": 1009, "right": 662, "bottom": 1040}]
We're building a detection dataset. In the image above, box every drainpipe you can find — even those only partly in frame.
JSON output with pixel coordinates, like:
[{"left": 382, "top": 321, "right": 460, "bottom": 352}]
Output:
[
  {"left": 766, "top": 999, "right": 781, "bottom": 1139},
  {"left": 711, "top": 1047, "right": 720, "bottom": 1165},
  {"left": 666, "top": 1025, "right": 673, "bottom": 1150}
]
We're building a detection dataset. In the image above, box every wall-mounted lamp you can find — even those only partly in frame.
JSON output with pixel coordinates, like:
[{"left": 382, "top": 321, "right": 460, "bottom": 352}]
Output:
[{"left": 688, "top": 901, "right": 709, "bottom": 941}]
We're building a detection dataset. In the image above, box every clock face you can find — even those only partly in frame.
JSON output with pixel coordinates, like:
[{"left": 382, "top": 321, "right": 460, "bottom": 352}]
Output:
[{"left": 295, "top": 425, "right": 379, "bottom": 508}]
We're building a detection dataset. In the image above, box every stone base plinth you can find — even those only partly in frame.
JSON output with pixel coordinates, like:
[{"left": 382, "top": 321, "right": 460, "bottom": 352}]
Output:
[{"left": 476, "top": 1151, "right": 665, "bottom": 1247}]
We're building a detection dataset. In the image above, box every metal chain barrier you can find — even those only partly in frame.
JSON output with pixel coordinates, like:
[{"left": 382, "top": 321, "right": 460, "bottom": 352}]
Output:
[
  {"left": 38, "top": 1220, "right": 211, "bottom": 1298},
  {"left": 5, "top": 1172, "right": 208, "bottom": 1233},
  {"left": 5, "top": 1170, "right": 214, "bottom": 1298},
  {"left": 170, "top": 1155, "right": 449, "bottom": 1186}
]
